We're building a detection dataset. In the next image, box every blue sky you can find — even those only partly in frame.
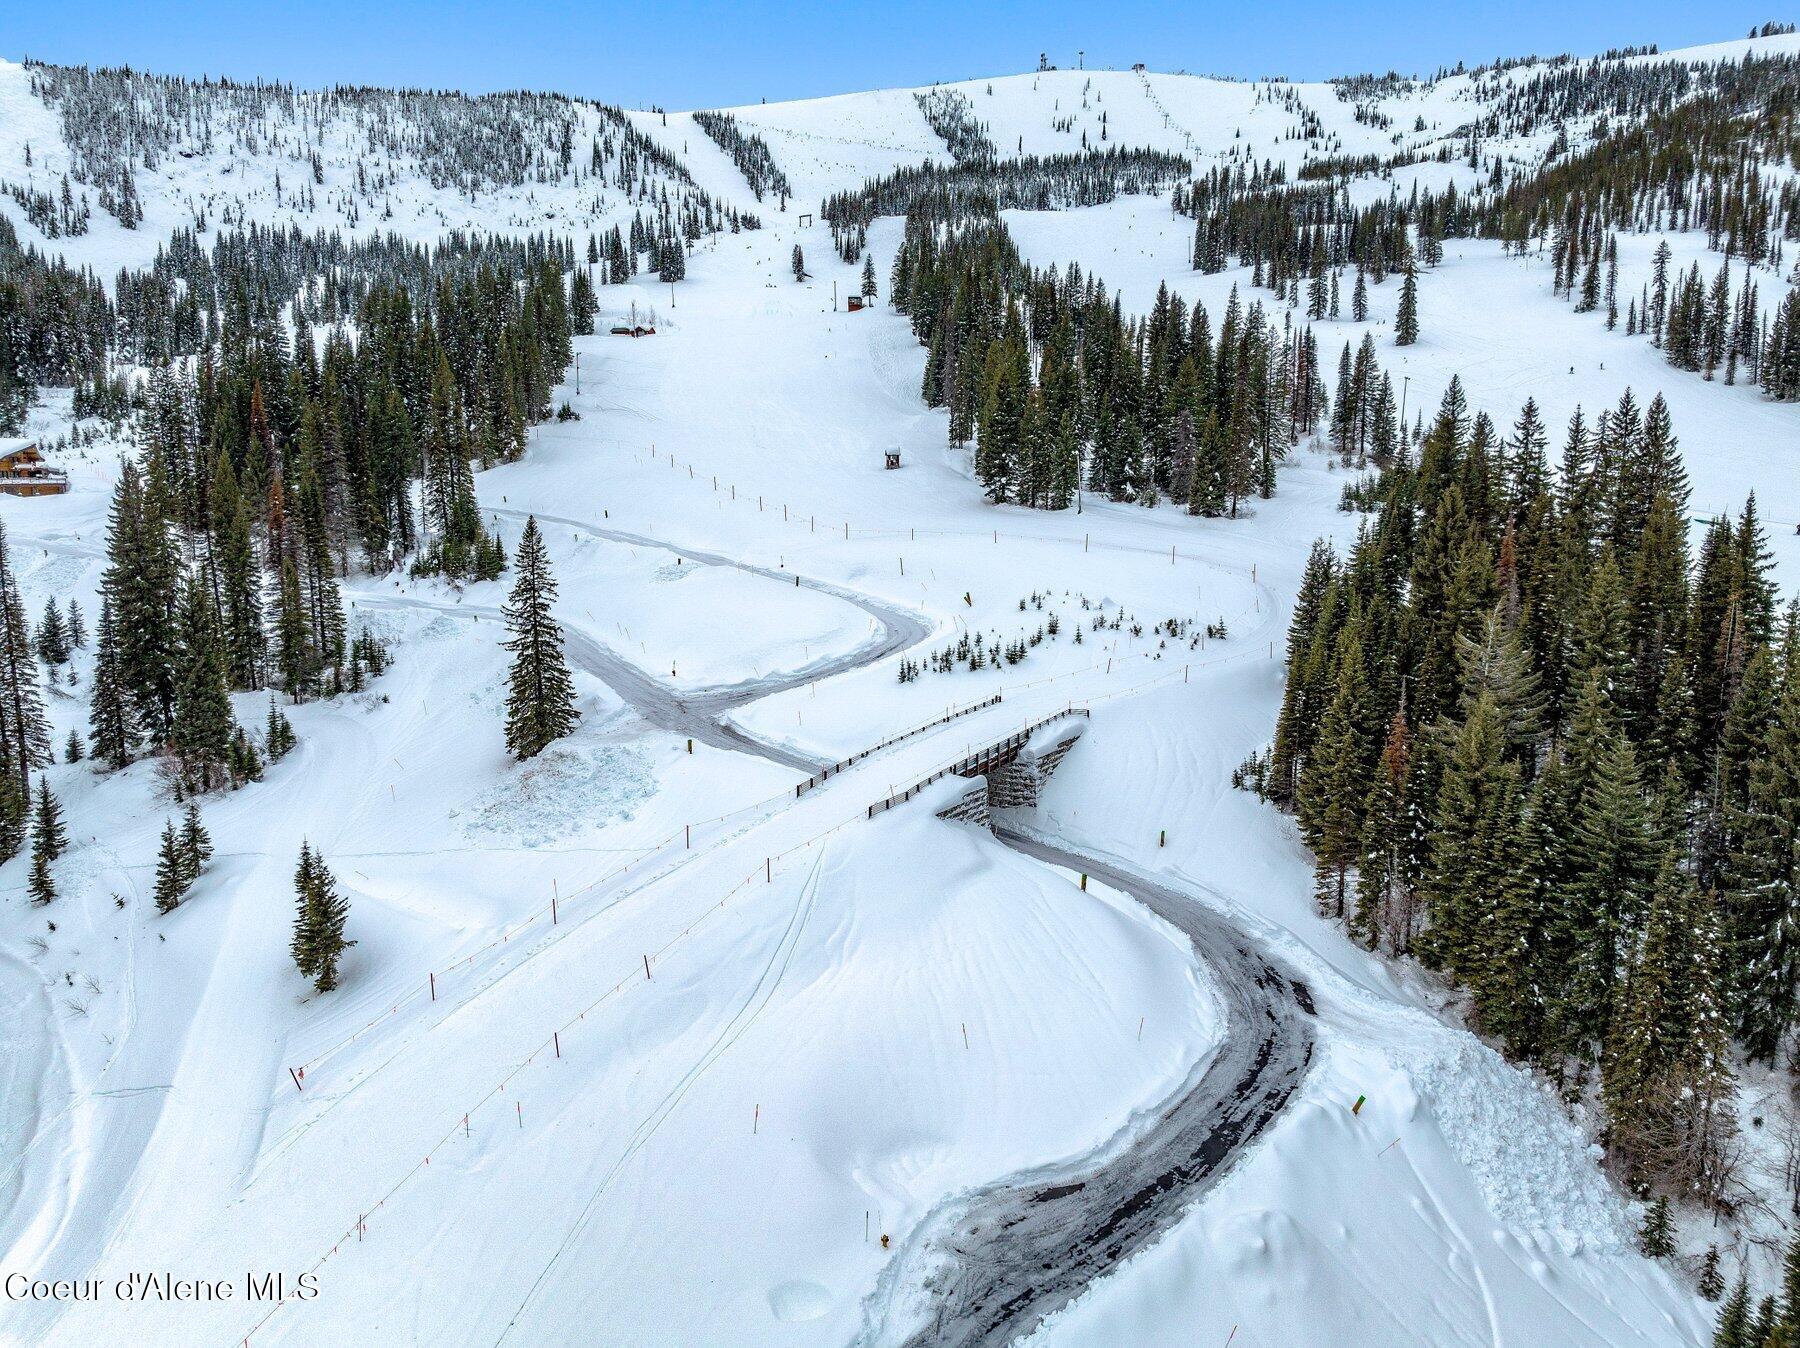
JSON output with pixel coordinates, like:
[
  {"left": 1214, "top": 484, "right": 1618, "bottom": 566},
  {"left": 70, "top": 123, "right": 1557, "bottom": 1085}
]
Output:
[{"left": 0, "top": 2, "right": 1778, "bottom": 108}]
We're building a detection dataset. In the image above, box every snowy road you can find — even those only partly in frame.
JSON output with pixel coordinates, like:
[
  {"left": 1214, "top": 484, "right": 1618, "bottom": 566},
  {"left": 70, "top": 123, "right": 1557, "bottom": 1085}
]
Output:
[
  {"left": 362, "top": 508, "right": 932, "bottom": 773},
  {"left": 860, "top": 828, "right": 1318, "bottom": 1348}
]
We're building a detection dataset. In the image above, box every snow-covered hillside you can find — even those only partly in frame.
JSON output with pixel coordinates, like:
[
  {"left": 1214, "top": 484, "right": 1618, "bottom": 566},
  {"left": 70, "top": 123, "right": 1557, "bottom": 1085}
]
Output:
[{"left": 3, "top": 26, "right": 1799, "bottom": 1348}]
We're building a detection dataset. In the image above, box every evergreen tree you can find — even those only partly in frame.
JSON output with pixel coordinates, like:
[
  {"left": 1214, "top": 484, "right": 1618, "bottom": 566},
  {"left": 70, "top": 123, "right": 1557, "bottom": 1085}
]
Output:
[
  {"left": 1697, "top": 1245, "right": 1725, "bottom": 1302},
  {"left": 1637, "top": 1195, "right": 1674, "bottom": 1258},
  {"left": 87, "top": 598, "right": 135, "bottom": 770},
  {"left": 1715, "top": 1277, "right": 1751, "bottom": 1348},
  {"left": 1395, "top": 262, "right": 1420, "bottom": 346},
  {"left": 290, "top": 841, "right": 353, "bottom": 992},
  {"left": 171, "top": 576, "right": 236, "bottom": 792},
  {"left": 31, "top": 777, "right": 65, "bottom": 861},
  {"left": 1720, "top": 607, "right": 1800, "bottom": 1060},
  {"left": 180, "top": 801, "right": 212, "bottom": 883},
  {"left": 502, "top": 518, "right": 578, "bottom": 759},
  {"left": 153, "top": 817, "right": 187, "bottom": 913},
  {"left": 1418, "top": 694, "right": 1522, "bottom": 982},
  {"left": 35, "top": 599, "right": 70, "bottom": 665},
  {"left": 101, "top": 463, "right": 180, "bottom": 742},
  {"left": 0, "top": 522, "right": 50, "bottom": 793}
]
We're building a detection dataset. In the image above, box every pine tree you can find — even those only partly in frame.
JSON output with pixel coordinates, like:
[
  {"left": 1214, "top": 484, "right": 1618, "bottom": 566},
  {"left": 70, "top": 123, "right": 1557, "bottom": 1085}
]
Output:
[
  {"left": 1720, "top": 607, "right": 1800, "bottom": 1061},
  {"left": 290, "top": 842, "right": 353, "bottom": 993},
  {"left": 502, "top": 518, "right": 578, "bottom": 760},
  {"left": 101, "top": 463, "right": 180, "bottom": 742},
  {"left": 861, "top": 254, "right": 877, "bottom": 302},
  {"left": 65, "top": 600, "right": 84, "bottom": 650},
  {"left": 26, "top": 779, "right": 63, "bottom": 905},
  {"left": 180, "top": 801, "right": 212, "bottom": 883},
  {"left": 264, "top": 695, "right": 296, "bottom": 760},
  {"left": 1697, "top": 1245, "right": 1725, "bottom": 1301},
  {"left": 1353, "top": 710, "right": 1420, "bottom": 953},
  {"left": 32, "top": 777, "right": 65, "bottom": 861},
  {"left": 791, "top": 244, "right": 805, "bottom": 282},
  {"left": 1298, "top": 635, "right": 1372, "bottom": 917},
  {"left": 64, "top": 729, "right": 82, "bottom": 764},
  {"left": 87, "top": 597, "right": 135, "bottom": 770},
  {"left": 35, "top": 599, "right": 69, "bottom": 665},
  {"left": 1637, "top": 1195, "right": 1674, "bottom": 1258},
  {"left": 153, "top": 818, "right": 187, "bottom": 913},
  {"left": 0, "top": 521, "right": 50, "bottom": 793},
  {"left": 171, "top": 576, "right": 236, "bottom": 792},
  {"left": 1418, "top": 694, "right": 1522, "bottom": 981},
  {"left": 1715, "top": 1277, "right": 1751, "bottom": 1348},
  {"left": 27, "top": 841, "right": 54, "bottom": 906},
  {"left": 1395, "top": 263, "right": 1420, "bottom": 346}
]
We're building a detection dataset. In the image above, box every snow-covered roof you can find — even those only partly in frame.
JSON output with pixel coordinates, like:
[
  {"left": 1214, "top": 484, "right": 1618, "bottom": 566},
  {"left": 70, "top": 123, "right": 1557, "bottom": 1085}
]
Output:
[{"left": 0, "top": 438, "right": 39, "bottom": 457}]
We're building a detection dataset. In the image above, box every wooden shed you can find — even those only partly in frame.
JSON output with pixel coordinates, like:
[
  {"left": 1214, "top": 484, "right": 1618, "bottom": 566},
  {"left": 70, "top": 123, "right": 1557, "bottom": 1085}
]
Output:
[
  {"left": 884, "top": 450, "right": 902, "bottom": 470},
  {"left": 846, "top": 295, "right": 865, "bottom": 312},
  {"left": 0, "top": 440, "right": 68, "bottom": 497}
]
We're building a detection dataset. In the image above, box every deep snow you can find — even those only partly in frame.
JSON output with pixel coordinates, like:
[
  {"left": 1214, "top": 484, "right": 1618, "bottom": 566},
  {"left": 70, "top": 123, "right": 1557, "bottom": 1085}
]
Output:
[{"left": 3, "top": 32, "right": 1797, "bottom": 1348}]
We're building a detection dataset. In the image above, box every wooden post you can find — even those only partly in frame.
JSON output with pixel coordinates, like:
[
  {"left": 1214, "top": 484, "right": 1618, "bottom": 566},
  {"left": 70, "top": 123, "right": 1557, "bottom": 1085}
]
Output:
[
  {"left": 516, "top": 1101, "right": 523, "bottom": 1129},
  {"left": 644, "top": 954, "right": 652, "bottom": 980},
  {"left": 765, "top": 857, "right": 771, "bottom": 883},
  {"left": 289, "top": 1067, "right": 305, "bottom": 1092},
  {"left": 685, "top": 824, "right": 691, "bottom": 849},
  {"left": 430, "top": 971, "right": 436, "bottom": 1001},
  {"left": 552, "top": 879, "right": 559, "bottom": 924},
  {"left": 1159, "top": 829, "right": 1166, "bottom": 848},
  {"left": 554, "top": 1031, "right": 561, "bottom": 1059},
  {"left": 754, "top": 1103, "right": 760, "bottom": 1134},
  {"left": 1080, "top": 874, "right": 1087, "bottom": 891}
]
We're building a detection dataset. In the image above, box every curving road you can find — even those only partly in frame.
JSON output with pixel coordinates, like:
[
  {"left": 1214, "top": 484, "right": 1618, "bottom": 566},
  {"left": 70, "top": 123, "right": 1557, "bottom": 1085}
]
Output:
[
  {"left": 363, "top": 508, "right": 932, "bottom": 773},
  {"left": 858, "top": 828, "right": 1317, "bottom": 1348},
  {"left": 370, "top": 512, "right": 1313, "bottom": 1347}
]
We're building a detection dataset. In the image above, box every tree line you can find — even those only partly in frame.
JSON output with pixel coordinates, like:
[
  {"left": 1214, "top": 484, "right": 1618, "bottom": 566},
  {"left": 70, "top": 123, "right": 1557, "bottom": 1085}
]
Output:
[
  {"left": 1254, "top": 375, "right": 1795, "bottom": 1218},
  {"left": 889, "top": 205, "right": 1326, "bottom": 513}
]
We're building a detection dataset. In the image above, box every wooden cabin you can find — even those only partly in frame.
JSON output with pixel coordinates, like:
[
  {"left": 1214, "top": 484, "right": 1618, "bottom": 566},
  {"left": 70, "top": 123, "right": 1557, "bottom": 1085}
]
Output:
[
  {"left": 846, "top": 295, "right": 865, "bottom": 312},
  {"left": 884, "top": 450, "right": 902, "bottom": 470},
  {"left": 0, "top": 440, "right": 68, "bottom": 497}
]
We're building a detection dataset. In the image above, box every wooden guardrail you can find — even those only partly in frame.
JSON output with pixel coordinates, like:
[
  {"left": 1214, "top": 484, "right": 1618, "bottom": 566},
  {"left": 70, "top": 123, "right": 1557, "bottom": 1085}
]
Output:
[{"left": 864, "top": 706, "right": 1090, "bottom": 820}]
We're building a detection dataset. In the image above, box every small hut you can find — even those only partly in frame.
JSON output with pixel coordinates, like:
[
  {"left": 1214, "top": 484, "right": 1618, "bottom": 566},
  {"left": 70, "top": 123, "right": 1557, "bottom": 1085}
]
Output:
[
  {"left": 0, "top": 440, "right": 68, "bottom": 497},
  {"left": 884, "top": 450, "right": 902, "bottom": 470}
]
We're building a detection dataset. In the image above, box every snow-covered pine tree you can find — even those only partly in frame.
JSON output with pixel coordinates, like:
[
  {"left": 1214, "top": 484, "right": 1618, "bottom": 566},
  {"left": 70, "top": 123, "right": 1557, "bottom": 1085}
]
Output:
[
  {"left": 180, "top": 801, "right": 212, "bottom": 884},
  {"left": 153, "top": 818, "right": 187, "bottom": 913},
  {"left": 88, "top": 597, "right": 135, "bottom": 770},
  {"left": 502, "top": 517, "right": 577, "bottom": 759},
  {"left": 171, "top": 576, "right": 237, "bottom": 793},
  {"left": 36, "top": 600, "right": 70, "bottom": 665},
  {"left": 1395, "top": 262, "right": 1419, "bottom": 346},
  {"left": 0, "top": 522, "right": 50, "bottom": 793},
  {"left": 290, "top": 842, "right": 353, "bottom": 992}
]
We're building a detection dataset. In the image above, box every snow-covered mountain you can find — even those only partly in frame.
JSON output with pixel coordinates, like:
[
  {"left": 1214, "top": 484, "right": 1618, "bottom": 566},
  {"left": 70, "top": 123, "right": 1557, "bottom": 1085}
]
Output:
[{"left": 1, "top": 26, "right": 1798, "bottom": 1348}]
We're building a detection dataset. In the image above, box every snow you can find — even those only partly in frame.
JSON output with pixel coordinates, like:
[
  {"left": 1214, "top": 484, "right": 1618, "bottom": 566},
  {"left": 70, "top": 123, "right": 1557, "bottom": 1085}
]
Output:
[{"left": 4, "top": 30, "right": 1798, "bottom": 1348}]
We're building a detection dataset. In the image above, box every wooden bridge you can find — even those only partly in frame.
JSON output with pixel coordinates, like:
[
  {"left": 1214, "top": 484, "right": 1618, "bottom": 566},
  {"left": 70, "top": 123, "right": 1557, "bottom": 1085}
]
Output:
[{"left": 866, "top": 707, "right": 1091, "bottom": 823}]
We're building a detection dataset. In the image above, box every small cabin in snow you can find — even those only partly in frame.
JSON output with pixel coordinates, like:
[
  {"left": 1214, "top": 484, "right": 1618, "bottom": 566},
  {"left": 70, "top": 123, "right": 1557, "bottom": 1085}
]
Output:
[
  {"left": 884, "top": 450, "right": 902, "bottom": 470},
  {"left": 846, "top": 295, "right": 866, "bottom": 312},
  {"left": 0, "top": 440, "right": 68, "bottom": 497}
]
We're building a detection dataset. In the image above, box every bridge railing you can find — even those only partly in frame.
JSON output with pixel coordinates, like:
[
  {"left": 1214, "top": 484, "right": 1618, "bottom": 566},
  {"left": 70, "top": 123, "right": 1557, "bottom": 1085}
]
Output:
[
  {"left": 865, "top": 706, "right": 1090, "bottom": 820},
  {"left": 794, "top": 693, "right": 1004, "bottom": 798}
]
